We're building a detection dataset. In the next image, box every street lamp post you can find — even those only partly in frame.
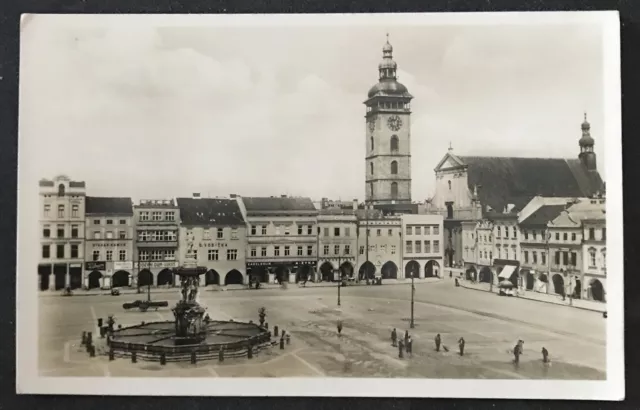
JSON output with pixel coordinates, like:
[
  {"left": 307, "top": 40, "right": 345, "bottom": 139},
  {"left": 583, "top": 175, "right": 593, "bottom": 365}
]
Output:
[
  {"left": 337, "top": 255, "right": 341, "bottom": 307},
  {"left": 410, "top": 267, "right": 415, "bottom": 329}
]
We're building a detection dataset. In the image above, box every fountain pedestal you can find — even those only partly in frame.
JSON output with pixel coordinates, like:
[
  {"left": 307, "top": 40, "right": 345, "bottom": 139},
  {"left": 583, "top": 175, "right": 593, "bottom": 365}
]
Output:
[{"left": 172, "top": 301, "right": 207, "bottom": 345}]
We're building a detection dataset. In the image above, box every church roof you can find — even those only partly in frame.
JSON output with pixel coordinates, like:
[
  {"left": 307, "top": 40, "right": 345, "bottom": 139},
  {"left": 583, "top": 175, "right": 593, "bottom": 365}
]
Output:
[
  {"left": 438, "top": 153, "right": 604, "bottom": 217},
  {"left": 176, "top": 197, "right": 245, "bottom": 226},
  {"left": 242, "top": 196, "right": 317, "bottom": 213}
]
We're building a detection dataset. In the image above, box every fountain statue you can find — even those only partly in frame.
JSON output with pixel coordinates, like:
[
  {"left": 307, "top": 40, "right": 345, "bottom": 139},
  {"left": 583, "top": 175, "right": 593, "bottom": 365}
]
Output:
[{"left": 172, "top": 266, "right": 207, "bottom": 345}]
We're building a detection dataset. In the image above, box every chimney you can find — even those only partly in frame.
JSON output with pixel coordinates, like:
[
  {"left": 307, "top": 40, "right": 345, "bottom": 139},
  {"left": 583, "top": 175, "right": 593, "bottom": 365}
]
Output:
[
  {"left": 281, "top": 194, "right": 287, "bottom": 198},
  {"left": 230, "top": 194, "right": 237, "bottom": 198},
  {"left": 353, "top": 199, "right": 358, "bottom": 210},
  {"left": 193, "top": 193, "right": 201, "bottom": 199}
]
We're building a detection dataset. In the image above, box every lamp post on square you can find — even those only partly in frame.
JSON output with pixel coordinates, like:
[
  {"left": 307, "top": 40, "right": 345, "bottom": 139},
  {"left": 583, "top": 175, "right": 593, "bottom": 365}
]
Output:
[{"left": 410, "top": 266, "right": 416, "bottom": 329}]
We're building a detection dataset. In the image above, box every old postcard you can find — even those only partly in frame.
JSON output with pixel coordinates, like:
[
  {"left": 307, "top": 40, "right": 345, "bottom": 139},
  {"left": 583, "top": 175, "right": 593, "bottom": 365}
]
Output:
[{"left": 16, "top": 12, "right": 623, "bottom": 399}]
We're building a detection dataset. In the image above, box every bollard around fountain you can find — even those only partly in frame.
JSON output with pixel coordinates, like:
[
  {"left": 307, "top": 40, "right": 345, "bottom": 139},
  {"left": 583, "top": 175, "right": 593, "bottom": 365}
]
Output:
[
  {"left": 248, "top": 346, "right": 253, "bottom": 359},
  {"left": 89, "top": 346, "right": 96, "bottom": 358},
  {"left": 118, "top": 324, "right": 122, "bottom": 330},
  {"left": 274, "top": 326, "right": 279, "bottom": 337},
  {"left": 280, "top": 338, "right": 285, "bottom": 350},
  {"left": 81, "top": 331, "right": 87, "bottom": 345},
  {"left": 219, "top": 348, "right": 224, "bottom": 362},
  {"left": 98, "top": 318, "right": 103, "bottom": 328},
  {"left": 87, "top": 331, "right": 93, "bottom": 345},
  {"left": 286, "top": 334, "right": 291, "bottom": 345},
  {"left": 132, "top": 351, "right": 137, "bottom": 363},
  {"left": 191, "top": 351, "right": 197, "bottom": 364},
  {"left": 160, "top": 353, "right": 167, "bottom": 365},
  {"left": 109, "top": 349, "right": 115, "bottom": 361}
]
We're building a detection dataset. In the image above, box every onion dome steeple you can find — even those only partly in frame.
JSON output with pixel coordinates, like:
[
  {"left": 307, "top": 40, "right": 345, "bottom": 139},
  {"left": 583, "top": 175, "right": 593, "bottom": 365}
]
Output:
[
  {"left": 578, "top": 112, "right": 597, "bottom": 172},
  {"left": 367, "top": 34, "right": 413, "bottom": 99}
]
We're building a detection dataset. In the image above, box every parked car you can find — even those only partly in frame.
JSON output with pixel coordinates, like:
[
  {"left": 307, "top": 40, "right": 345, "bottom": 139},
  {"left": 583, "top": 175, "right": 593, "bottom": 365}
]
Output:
[{"left": 111, "top": 288, "right": 121, "bottom": 296}]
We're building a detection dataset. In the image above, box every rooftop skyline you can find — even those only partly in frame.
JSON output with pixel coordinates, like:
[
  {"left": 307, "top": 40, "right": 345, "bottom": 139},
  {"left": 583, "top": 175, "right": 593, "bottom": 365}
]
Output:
[{"left": 20, "top": 15, "right": 606, "bottom": 202}]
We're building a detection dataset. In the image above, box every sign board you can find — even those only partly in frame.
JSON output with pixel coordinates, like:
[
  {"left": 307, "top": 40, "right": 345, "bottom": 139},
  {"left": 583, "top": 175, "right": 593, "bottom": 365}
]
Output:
[
  {"left": 113, "top": 261, "right": 133, "bottom": 270},
  {"left": 69, "top": 263, "right": 82, "bottom": 268},
  {"left": 247, "top": 260, "right": 316, "bottom": 267},
  {"left": 85, "top": 261, "right": 106, "bottom": 271},
  {"left": 135, "top": 261, "right": 179, "bottom": 269}
]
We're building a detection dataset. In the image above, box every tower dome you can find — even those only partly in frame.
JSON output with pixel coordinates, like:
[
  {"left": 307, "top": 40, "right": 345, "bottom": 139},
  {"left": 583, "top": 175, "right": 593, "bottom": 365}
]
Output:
[
  {"left": 367, "top": 34, "right": 412, "bottom": 99},
  {"left": 579, "top": 112, "right": 595, "bottom": 147}
]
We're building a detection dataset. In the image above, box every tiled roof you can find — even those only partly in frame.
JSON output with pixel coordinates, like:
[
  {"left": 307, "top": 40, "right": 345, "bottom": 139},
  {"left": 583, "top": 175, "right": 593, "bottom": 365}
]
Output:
[
  {"left": 176, "top": 198, "right": 246, "bottom": 226},
  {"left": 458, "top": 156, "right": 604, "bottom": 216},
  {"left": 242, "top": 197, "right": 317, "bottom": 212},
  {"left": 86, "top": 197, "right": 133, "bottom": 215},
  {"left": 319, "top": 208, "right": 357, "bottom": 216},
  {"left": 520, "top": 205, "right": 566, "bottom": 227}
]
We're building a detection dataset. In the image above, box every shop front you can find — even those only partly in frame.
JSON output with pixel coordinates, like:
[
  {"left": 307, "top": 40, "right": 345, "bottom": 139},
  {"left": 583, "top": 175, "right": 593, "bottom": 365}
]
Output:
[
  {"left": 112, "top": 261, "right": 134, "bottom": 287},
  {"left": 247, "top": 260, "right": 316, "bottom": 284},
  {"left": 84, "top": 261, "right": 107, "bottom": 290},
  {"left": 134, "top": 261, "right": 180, "bottom": 288}
]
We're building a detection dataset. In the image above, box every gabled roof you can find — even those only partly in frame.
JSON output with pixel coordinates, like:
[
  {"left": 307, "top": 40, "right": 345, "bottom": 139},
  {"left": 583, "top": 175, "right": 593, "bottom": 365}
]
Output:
[
  {"left": 242, "top": 197, "right": 317, "bottom": 212},
  {"left": 86, "top": 197, "right": 133, "bottom": 215},
  {"left": 176, "top": 198, "right": 245, "bottom": 226},
  {"left": 434, "top": 151, "right": 466, "bottom": 172},
  {"left": 456, "top": 156, "right": 604, "bottom": 217},
  {"left": 520, "top": 205, "right": 566, "bottom": 227}
]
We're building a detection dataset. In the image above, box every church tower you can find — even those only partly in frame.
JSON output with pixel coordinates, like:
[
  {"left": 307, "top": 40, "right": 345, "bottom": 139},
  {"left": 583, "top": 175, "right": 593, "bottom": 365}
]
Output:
[
  {"left": 579, "top": 112, "right": 597, "bottom": 172},
  {"left": 364, "top": 35, "right": 413, "bottom": 207}
]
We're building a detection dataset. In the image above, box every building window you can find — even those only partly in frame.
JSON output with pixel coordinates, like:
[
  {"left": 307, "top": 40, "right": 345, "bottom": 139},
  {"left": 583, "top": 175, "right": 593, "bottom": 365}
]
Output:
[
  {"left": 165, "top": 211, "right": 175, "bottom": 221},
  {"left": 231, "top": 228, "right": 238, "bottom": 239},
  {"left": 208, "top": 249, "right": 219, "bottom": 261},
  {"left": 118, "top": 250, "right": 126, "bottom": 261},
  {"left": 541, "top": 252, "right": 546, "bottom": 265},
  {"left": 93, "top": 231, "right": 101, "bottom": 240},
  {"left": 333, "top": 227, "right": 339, "bottom": 236},
  {"left": 323, "top": 245, "right": 329, "bottom": 255},
  {"left": 497, "top": 247, "right": 501, "bottom": 259},
  {"left": 106, "top": 219, "right": 113, "bottom": 225},
  {"left": 434, "top": 226, "right": 440, "bottom": 235},
  {"left": 44, "top": 204, "right": 50, "bottom": 217},
  {"left": 119, "top": 219, "right": 126, "bottom": 225},
  {"left": 387, "top": 229, "right": 392, "bottom": 236},
  {"left": 262, "top": 225, "right": 267, "bottom": 235},
  {"left": 391, "top": 245, "right": 396, "bottom": 254},
  {"left": 424, "top": 241, "right": 431, "bottom": 253},
  {"left": 504, "top": 227, "right": 509, "bottom": 239},
  {"left": 570, "top": 252, "right": 577, "bottom": 266},
  {"left": 371, "top": 136, "right": 374, "bottom": 151},
  {"left": 106, "top": 231, "right": 114, "bottom": 239},
  {"left": 414, "top": 226, "right": 421, "bottom": 235},
  {"left": 424, "top": 226, "right": 430, "bottom": 235},
  {"left": 563, "top": 233, "right": 568, "bottom": 241},
  {"left": 42, "top": 245, "right": 50, "bottom": 259},
  {"left": 72, "top": 205, "right": 79, "bottom": 217},
  {"left": 554, "top": 251, "right": 560, "bottom": 265},
  {"left": 602, "top": 228, "right": 606, "bottom": 241},
  {"left": 345, "top": 227, "right": 351, "bottom": 237},
  {"left": 307, "top": 246, "right": 313, "bottom": 256},
  {"left": 56, "top": 224, "right": 64, "bottom": 238},
  {"left": 344, "top": 245, "right": 350, "bottom": 255},
  {"left": 92, "top": 219, "right": 100, "bottom": 225},
  {"left": 250, "top": 248, "right": 257, "bottom": 257},
  {"left": 406, "top": 226, "right": 412, "bottom": 236},
  {"left": 332, "top": 245, "right": 338, "bottom": 255},
  {"left": 56, "top": 244, "right": 65, "bottom": 258},
  {"left": 152, "top": 211, "right": 162, "bottom": 221},
  {"left": 406, "top": 241, "right": 412, "bottom": 253},
  {"left": 284, "top": 226, "right": 290, "bottom": 236},
  {"left": 297, "top": 246, "right": 303, "bottom": 256},
  {"left": 324, "top": 227, "right": 329, "bottom": 237},
  {"left": 92, "top": 250, "right": 100, "bottom": 261},
  {"left": 106, "top": 250, "right": 113, "bottom": 261},
  {"left": 43, "top": 225, "right": 50, "bottom": 238},
  {"left": 415, "top": 241, "right": 421, "bottom": 253},
  {"left": 227, "top": 249, "right": 238, "bottom": 260},
  {"left": 524, "top": 231, "right": 528, "bottom": 240},
  {"left": 261, "top": 247, "right": 267, "bottom": 257},
  {"left": 589, "top": 248, "right": 596, "bottom": 267},
  {"left": 359, "top": 246, "right": 365, "bottom": 255},
  {"left": 554, "top": 232, "right": 559, "bottom": 241},
  {"left": 434, "top": 240, "right": 440, "bottom": 253},
  {"left": 377, "top": 229, "right": 381, "bottom": 236},
  {"left": 532, "top": 251, "right": 537, "bottom": 264},
  {"left": 251, "top": 225, "right": 256, "bottom": 235},
  {"left": 215, "top": 228, "right": 223, "bottom": 239},
  {"left": 390, "top": 161, "right": 398, "bottom": 175},
  {"left": 284, "top": 246, "right": 291, "bottom": 256},
  {"left": 391, "top": 182, "right": 398, "bottom": 199},
  {"left": 497, "top": 227, "right": 501, "bottom": 237},
  {"left": 57, "top": 205, "right": 64, "bottom": 218},
  {"left": 390, "top": 135, "right": 399, "bottom": 151},
  {"left": 140, "top": 212, "right": 149, "bottom": 221},
  {"left": 139, "top": 251, "right": 149, "bottom": 261},
  {"left": 298, "top": 225, "right": 303, "bottom": 235},
  {"left": 602, "top": 250, "right": 606, "bottom": 269},
  {"left": 307, "top": 225, "right": 313, "bottom": 235},
  {"left": 274, "top": 246, "right": 280, "bottom": 257},
  {"left": 562, "top": 251, "right": 569, "bottom": 265},
  {"left": 202, "top": 229, "right": 211, "bottom": 240}
]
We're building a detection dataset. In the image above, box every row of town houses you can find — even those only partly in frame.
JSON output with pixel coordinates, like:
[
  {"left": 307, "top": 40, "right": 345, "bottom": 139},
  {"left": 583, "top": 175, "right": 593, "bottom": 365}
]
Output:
[
  {"left": 38, "top": 174, "right": 606, "bottom": 302},
  {"left": 37, "top": 176, "right": 445, "bottom": 291}
]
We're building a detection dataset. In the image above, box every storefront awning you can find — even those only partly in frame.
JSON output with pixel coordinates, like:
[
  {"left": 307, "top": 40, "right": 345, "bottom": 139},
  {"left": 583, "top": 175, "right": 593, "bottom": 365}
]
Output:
[{"left": 498, "top": 264, "right": 516, "bottom": 280}]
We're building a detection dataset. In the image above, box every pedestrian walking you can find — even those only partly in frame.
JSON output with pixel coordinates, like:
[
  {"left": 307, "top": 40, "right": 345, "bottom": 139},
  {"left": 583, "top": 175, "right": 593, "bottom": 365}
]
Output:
[
  {"left": 404, "top": 330, "right": 409, "bottom": 346},
  {"left": 513, "top": 342, "right": 521, "bottom": 365},
  {"left": 458, "top": 337, "right": 465, "bottom": 356},
  {"left": 541, "top": 347, "right": 550, "bottom": 363},
  {"left": 406, "top": 336, "right": 413, "bottom": 357},
  {"left": 398, "top": 339, "right": 404, "bottom": 358},
  {"left": 391, "top": 328, "right": 397, "bottom": 347},
  {"left": 435, "top": 333, "right": 441, "bottom": 352},
  {"left": 337, "top": 319, "right": 343, "bottom": 336}
]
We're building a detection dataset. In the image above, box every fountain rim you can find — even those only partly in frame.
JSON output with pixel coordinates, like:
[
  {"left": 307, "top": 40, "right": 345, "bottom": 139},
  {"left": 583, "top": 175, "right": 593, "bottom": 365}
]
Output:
[{"left": 173, "top": 266, "right": 208, "bottom": 277}]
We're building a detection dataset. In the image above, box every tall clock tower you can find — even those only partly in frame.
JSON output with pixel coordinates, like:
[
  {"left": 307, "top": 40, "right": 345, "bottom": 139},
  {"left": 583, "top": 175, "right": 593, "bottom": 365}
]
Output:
[{"left": 364, "top": 35, "right": 413, "bottom": 207}]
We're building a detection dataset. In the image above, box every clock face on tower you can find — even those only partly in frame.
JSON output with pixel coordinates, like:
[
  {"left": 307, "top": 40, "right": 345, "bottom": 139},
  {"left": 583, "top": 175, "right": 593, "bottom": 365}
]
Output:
[
  {"left": 368, "top": 118, "right": 376, "bottom": 132},
  {"left": 387, "top": 115, "right": 403, "bottom": 131}
]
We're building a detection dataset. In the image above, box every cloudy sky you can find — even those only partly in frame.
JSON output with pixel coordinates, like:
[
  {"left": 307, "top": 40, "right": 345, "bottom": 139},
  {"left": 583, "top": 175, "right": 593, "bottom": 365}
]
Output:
[{"left": 19, "top": 14, "right": 607, "bottom": 202}]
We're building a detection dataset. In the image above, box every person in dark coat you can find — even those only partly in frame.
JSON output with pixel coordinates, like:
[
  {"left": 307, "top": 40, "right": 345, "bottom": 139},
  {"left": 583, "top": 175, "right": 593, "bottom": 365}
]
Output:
[
  {"left": 391, "top": 328, "right": 398, "bottom": 347},
  {"left": 337, "top": 320, "right": 343, "bottom": 336},
  {"left": 398, "top": 338, "right": 404, "bottom": 358},
  {"left": 513, "top": 342, "right": 521, "bottom": 365},
  {"left": 458, "top": 337, "right": 465, "bottom": 356},
  {"left": 406, "top": 336, "right": 413, "bottom": 357},
  {"left": 542, "top": 347, "right": 549, "bottom": 363},
  {"left": 435, "top": 333, "right": 441, "bottom": 352},
  {"left": 404, "top": 330, "right": 409, "bottom": 347}
]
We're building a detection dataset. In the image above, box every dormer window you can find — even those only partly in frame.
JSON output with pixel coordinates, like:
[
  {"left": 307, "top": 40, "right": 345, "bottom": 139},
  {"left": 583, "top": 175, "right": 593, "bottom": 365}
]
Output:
[{"left": 57, "top": 184, "right": 65, "bottom": 197}]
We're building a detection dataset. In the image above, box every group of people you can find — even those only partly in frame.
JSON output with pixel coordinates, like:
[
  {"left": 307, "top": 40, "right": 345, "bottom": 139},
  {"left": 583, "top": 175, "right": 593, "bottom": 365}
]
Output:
[
  {"left": 390, "top": 328, "right": 414, "bottom": 358},
  {"left": 512, "top": 339, "right": 551, "bottom": 365}
]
